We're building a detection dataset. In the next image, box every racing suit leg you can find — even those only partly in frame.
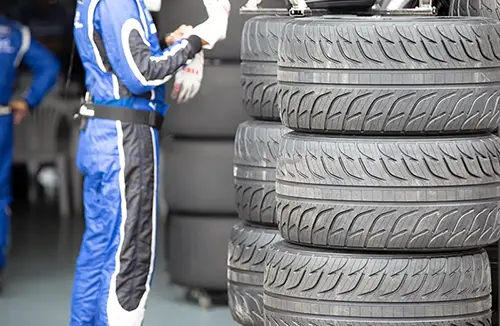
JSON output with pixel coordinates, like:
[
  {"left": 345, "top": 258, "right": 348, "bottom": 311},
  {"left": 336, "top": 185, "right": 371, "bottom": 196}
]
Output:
[
  {"left": 0, "top": 114, "right": 13, "bottom": 271},
  {"left": 70, "top": 118, "right": 159, "bottom": 326}
]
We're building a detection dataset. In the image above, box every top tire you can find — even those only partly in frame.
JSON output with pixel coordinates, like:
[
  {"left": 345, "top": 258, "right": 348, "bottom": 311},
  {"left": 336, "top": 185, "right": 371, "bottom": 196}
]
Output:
[
  {"left": 241, "top": 16, "right": 290, "bottom": 121},
  {"left": 278, "top": 16, "right": 500, "bottom": 135},
  {"left": 449, "top": 0, "right": 500, "bottom": 21}
]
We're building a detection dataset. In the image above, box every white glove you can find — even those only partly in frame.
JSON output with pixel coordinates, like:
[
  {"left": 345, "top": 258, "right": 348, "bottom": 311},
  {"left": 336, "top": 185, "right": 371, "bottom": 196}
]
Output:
[
  {"left": 191, "top": 0, "right": 231, "bottom": 50},
  {"left": 171, "top": 51, "right": 204, "bottom": 104}
]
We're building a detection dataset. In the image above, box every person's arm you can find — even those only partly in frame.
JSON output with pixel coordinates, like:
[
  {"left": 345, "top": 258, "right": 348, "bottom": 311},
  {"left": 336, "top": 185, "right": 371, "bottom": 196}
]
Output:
[
  {"left": 18, "top": 27, "right": 60, "bottom": 109},
  {"left": 96, "top": 1, "right": 202, "bottom": 95}
]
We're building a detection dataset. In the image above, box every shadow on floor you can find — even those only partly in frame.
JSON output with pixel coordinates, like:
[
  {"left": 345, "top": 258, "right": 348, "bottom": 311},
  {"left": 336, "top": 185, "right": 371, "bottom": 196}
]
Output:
[{"left": 0, "top": 202, "right": 235, "bottom": 326}]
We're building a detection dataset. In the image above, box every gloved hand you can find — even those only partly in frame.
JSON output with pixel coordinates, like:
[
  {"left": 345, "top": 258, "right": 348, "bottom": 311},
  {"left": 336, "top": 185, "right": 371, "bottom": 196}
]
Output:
[
  {"left": 165, "top": 25, "right": 194, "bottom": 47},
  {"left": 191, "top": 0, "right": 231, "bottom": 50},
  {"left": 171, "top": 51, "right": 204, "bottom": 104}
]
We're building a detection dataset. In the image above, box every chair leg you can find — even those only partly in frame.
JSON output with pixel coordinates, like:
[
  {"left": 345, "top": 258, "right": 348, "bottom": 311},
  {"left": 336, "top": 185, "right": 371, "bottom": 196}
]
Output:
[
  {"left": 26, "top": 161, "right": 39, "bottom": 205},
  {"left": 56, "top": 155, "right": 71, "bottom": 219},
  {"left": 70, "top": 127, "right": 83, "bottom": 217},
  {"left": 158, "top": 151, "right": 169, "bottom": 222},
  {"left": 70, "top": 160, "right": 83, "bottom": 217}
]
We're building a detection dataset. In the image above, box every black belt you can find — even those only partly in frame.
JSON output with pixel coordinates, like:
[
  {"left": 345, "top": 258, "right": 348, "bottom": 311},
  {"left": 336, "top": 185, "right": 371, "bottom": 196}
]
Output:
[{"left": 76, "top": 103, "right": 164, "bottom": 130}]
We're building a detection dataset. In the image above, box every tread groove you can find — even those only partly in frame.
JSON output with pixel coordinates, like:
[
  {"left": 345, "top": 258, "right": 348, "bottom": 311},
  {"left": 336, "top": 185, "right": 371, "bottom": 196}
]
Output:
[
  {"left": 278, "top": 17, "right": 500, "bottom": 134},
  {"left": 276, "top": 133, "right": 500, "bottom": 250}
]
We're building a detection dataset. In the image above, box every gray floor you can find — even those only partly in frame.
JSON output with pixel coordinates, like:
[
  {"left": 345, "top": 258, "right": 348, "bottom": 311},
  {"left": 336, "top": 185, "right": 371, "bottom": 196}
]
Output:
[{"left": 0, "top": 204, "right": 236, "bottom": 326}]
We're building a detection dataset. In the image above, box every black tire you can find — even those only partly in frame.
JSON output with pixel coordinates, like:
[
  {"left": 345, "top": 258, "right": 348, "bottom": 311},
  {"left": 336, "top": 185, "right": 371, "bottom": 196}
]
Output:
[
  {"left": 163, "top": 138, "right": 235, "bottom": 214},
  {"left": 486, "top": 244, "right": 499, "bottom": 313},
  {"left": 241, "top": 16, "right": 290, "bottom": 121},
  {"left": 450, "top": 0, "right": 500, "bottom": 21},
  {"left": 264, "top": 242, "right": 492, "bottom": 326},
  {"left": 234, "top": 120, "right": 290, "bottom": 225},
  {"left": 166, "top": 214, "right": 237, "bottom": 290},
  {"left": 278, "top": 16, "right": 500, "bottom": 135},
  {"left": 164, "top": 64, "right": 248, "bottom": 138},
  {"left": 227, "top": 223, "right": 281, "bottom": 326},
  {"left": 277, "top": 132, "right": 500, "bottom": 251}
]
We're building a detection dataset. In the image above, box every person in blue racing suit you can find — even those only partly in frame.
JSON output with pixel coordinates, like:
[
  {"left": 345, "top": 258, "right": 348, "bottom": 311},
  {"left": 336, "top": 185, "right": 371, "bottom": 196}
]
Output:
[
  {"left": 71, "top": 0, "right": 229, "bottom": 325},
  {"left": 0, "top": 8, "right": 60, "bottom": 293}
]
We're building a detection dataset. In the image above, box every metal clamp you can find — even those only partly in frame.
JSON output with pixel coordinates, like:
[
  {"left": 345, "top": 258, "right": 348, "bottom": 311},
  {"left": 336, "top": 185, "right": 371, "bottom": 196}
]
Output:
[
  {"left": 369, "top": 6, "right": 437, "bottom": 15},
  {"left": 240, "top": 0, "right": 436, "bottom": 15},
  {"left": 369, "top": 0, "right": 436, "bottom": 15},
  {"left": 418, "top": 0, "right": 432, "bottom": 9},
  {"left": 288, "top": 0, "right": 311, "bottom": 16},
  {"left": 240, "top": 0, "right": 321, "bottom": 15},
  {"left": 239, "top": 4, "right": 326, "bottom": 16}
]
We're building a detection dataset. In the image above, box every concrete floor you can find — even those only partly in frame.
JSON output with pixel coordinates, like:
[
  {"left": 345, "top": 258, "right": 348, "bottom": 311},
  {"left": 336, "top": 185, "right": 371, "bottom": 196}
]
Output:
[{"left": 0, "top": 203, "right": 236, "bottom": 326}]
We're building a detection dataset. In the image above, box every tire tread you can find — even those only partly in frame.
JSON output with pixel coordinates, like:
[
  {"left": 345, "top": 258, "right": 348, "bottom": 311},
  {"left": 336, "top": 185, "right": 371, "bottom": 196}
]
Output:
[
  {"left": 278, "top": 17, "right": 500, "bottom": 134},
  {"left": 241, "top": 16, "right": 290, "bottom": 120},
  {"left": 228, "top": 223, "right": 281, "bottom": 326},
  {"left": 276, "top": 133, "right": 500, "bottom": 250},
  {"left": 263, "top": 242, "right": 492, "bottom": 325},
  {"left": 234, "top": 121, "right": 290, "bottom": 225}
]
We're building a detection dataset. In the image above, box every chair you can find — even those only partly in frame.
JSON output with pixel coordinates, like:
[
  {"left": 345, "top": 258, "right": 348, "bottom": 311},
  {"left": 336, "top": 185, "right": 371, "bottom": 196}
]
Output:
[
  {"left": 69, "top": 124, "right": 83, "bottom": 217},
  {"left": 158, "top": 131, "right": 173, "bottom": 222},
  {"left": 13, "top": 104, "right": 72, "bottom": 218}
]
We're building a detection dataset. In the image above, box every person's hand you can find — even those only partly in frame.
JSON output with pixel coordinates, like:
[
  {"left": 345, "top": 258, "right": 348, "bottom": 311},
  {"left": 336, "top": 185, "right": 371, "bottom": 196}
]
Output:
[
  {"left": 192, "top": 0, "right": 231, "bottom": 49},
  {"left": 9, "top": 99, "right": 30, "bottom": 124},
  {"left": 165, "top": 24, "right": 194, "bottom": 47},
  {"left": 171, "top": 51, "right": 204, "bottom": 104}
]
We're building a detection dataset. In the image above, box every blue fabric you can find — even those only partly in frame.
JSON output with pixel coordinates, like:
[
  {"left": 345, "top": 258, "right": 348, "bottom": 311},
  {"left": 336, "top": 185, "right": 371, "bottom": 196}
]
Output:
[
  {"left": 0, "top": 115, "right": 13, "bottom": 207},
  {"left": 71, "top": 118, "right": 160, "bottom": 326},
  {"left": 71, "top": 119, "right": 121, "bottom": 326},
  {"left": 21, "top": 39, "right": 61, "bottom": 108},
  {"left": 0, "top": 203, "right": 9, "bottom": 270},
  {"left": 72, "top": 1, "right": 169, "bottom": 325},
  {"left": 0, "top": 17, "right": 58, "bottom": 270},
  {"left": 0, "top": 16, "right": 60, "bottom": 108},
  {"left": 0, "top": 115, "right": 13, "bottom": 270},
  {"left": 73, "top": 0, "right": 168, "bottom": 115}
]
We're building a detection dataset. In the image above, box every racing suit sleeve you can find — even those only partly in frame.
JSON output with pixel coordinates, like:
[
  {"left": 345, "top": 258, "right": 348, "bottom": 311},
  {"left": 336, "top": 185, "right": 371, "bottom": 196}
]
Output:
[
  {"left": 18, "top": 27, "right": 60, "bottom": 109},
  {"left": 96, "top": 1, "right": 203, "bottom": 95}
]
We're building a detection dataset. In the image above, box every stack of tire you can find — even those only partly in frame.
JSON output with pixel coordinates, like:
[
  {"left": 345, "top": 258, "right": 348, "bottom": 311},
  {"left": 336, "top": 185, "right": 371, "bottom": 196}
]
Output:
[
  {"left": 227, "top": 16, "right": 290, "bottom": 326},
  {"left": 449, "top": 0, "right": 500, "bottom": 20},
  {"left": 158, "top": 0, "right": 249, "bottom": 297},
  {"left": 449, "top": 1, "right": 500, "bottom": 322},
  {"left": 263, "top": 16, "right": 500, "bottom": 326}
]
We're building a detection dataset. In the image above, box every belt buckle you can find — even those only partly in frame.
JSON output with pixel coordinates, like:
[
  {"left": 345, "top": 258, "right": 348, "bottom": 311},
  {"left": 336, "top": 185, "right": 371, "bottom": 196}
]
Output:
[
  {"left": 148, "top": 111, "right": 163, "bottom": 130},
  {"left": 79, "top": 104, "right": 95, "bottom": 117},
  {"left": 74, "top": 104, "right": 94, "bottom": 131}
]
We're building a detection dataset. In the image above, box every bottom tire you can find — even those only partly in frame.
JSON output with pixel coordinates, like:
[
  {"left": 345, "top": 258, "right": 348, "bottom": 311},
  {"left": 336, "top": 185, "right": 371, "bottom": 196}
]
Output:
[
  {"left": 228, "top": 223, "right": 281, "bottom": 326},
  {"left": 166, "top": 214, "right": 237, "bottom": 290},
  {"left": 163, "top": 138, "right": 235, "bottom": 214},
  {"left": 264, "top": 242, "right": 492, "bottom": 326},
  {"left": 486, "top": 243, "right": 498, "bottom": 319}
]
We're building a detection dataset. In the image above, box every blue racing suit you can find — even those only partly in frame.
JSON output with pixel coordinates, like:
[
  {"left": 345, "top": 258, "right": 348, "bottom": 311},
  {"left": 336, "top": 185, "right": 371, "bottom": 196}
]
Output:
[
  {"left": 0, "top": 16, "right": 59, "bottom": 270},
  {"left": 71, "top": 1, "right": 202, "bottom": 325}
]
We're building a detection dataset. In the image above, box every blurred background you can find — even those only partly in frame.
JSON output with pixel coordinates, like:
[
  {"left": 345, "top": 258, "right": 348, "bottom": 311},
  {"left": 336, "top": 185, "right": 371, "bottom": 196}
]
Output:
[{"left": 0, "top": 0, "right": 284, "bottom": 324}]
